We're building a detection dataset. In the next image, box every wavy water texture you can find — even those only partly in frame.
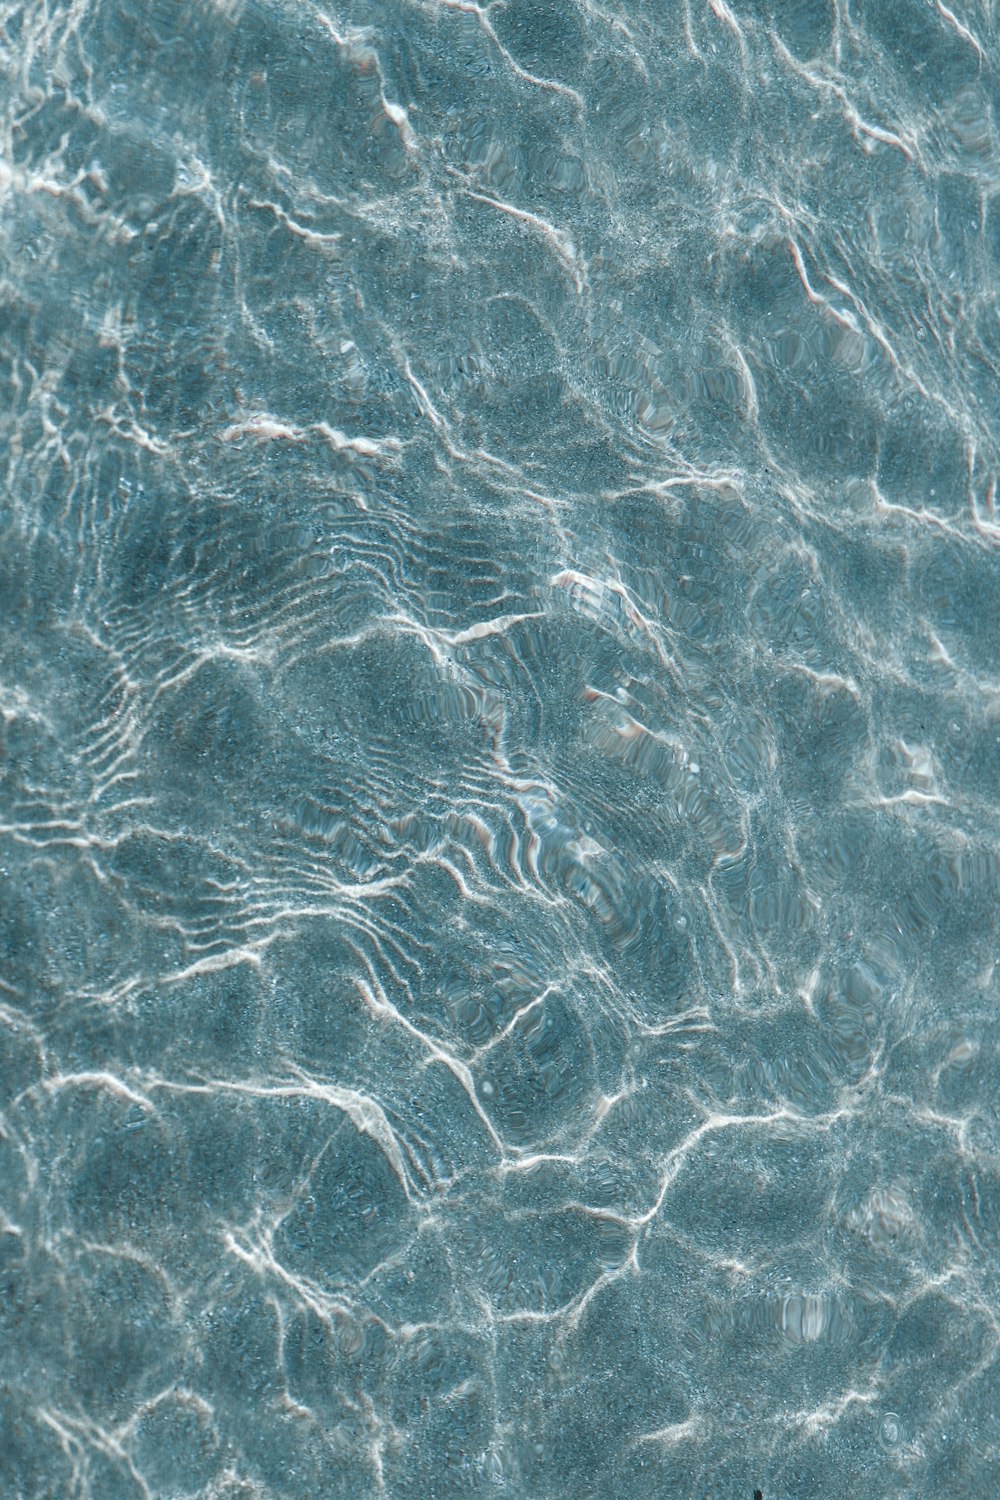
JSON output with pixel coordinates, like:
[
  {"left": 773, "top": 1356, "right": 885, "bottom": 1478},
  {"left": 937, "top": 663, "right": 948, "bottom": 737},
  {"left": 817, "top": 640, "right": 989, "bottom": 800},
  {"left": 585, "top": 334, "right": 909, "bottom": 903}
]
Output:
[{"left": 1, "top": 0, "right": 999, "bottom": 1496}]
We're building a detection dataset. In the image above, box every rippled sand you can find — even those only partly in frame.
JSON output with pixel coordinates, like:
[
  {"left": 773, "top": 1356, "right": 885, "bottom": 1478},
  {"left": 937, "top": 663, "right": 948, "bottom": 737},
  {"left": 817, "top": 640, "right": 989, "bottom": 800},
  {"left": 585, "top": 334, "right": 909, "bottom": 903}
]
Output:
[{"left": 2, "top": 0, "right": 999, "bottom": 1496}]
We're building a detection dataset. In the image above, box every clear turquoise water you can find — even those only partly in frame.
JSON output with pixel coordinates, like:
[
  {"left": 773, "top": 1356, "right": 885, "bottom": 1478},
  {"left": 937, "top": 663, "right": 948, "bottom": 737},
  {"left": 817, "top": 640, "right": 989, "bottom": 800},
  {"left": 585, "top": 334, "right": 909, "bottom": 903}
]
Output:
[{"left": 2, "top": 1, "right": 999, "bottom": 1496}]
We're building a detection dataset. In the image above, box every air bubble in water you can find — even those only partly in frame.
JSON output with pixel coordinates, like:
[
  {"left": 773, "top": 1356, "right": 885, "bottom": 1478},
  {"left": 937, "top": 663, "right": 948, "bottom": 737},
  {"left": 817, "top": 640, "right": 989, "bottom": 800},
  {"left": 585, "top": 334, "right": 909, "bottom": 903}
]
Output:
[{"left": 878, "top": 1412, "right": 904, "bottom": 1451}]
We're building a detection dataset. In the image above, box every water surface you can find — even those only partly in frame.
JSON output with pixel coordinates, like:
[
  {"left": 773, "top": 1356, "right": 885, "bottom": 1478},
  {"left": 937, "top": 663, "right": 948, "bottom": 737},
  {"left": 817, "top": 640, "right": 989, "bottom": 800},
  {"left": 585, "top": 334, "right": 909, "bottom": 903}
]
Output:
[{"left": 2, "top": 1, "right": 999, "bottom": 1496}]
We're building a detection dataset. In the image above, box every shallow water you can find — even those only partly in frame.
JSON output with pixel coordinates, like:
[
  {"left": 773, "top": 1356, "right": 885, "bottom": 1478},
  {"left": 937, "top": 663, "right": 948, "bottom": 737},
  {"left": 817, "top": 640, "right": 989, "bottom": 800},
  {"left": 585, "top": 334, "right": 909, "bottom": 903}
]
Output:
[{"left": 2, "top": 1, "right": 999, "bottom": 1496}]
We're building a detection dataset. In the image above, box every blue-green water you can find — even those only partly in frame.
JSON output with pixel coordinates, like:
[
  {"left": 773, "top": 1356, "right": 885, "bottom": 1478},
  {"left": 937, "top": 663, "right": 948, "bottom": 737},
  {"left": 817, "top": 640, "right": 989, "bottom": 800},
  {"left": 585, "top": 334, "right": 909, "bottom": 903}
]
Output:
[{"left": 2, "top": 1, "right": 999, "bottom": 1496}]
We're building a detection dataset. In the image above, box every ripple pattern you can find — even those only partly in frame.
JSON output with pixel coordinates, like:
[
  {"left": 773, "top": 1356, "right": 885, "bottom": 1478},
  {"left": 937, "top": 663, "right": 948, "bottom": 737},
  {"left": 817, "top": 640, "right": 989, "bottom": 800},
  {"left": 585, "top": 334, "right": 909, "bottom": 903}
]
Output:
[{"left": 2, "top": 1, "right": 1000, "bottom": 1497}]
